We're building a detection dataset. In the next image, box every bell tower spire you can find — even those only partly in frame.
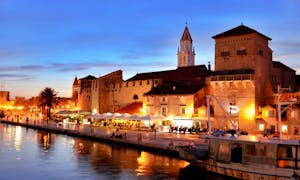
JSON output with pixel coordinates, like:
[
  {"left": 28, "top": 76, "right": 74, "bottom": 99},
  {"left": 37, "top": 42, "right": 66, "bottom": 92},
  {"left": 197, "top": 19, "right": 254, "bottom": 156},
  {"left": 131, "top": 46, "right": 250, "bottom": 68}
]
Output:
[{"left": 177, "top": 25, "right": 195, "bottom": 67}]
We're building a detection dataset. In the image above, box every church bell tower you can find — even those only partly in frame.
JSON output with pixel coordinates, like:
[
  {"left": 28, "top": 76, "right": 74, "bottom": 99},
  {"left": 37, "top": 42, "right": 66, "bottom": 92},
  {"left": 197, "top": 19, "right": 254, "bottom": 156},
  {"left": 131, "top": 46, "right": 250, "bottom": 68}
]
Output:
[{"left": 177, "top": 25, "right": 195, "bottom": 67}]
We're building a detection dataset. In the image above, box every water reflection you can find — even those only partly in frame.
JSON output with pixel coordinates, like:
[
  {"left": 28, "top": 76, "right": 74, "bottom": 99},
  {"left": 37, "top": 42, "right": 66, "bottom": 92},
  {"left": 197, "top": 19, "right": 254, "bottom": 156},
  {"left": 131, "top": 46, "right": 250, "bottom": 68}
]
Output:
[
  {"left": 14, "top": 126, "right": 22, "bottom": 151},
  {"left": 72, "top": 138, "right": 189, "bottom": 178},
  {"left": 37, "top": 131, "right": 53, "bottom": 150},
  {"left": 0, "top": 124, "right": 189, "bottom": 179}
]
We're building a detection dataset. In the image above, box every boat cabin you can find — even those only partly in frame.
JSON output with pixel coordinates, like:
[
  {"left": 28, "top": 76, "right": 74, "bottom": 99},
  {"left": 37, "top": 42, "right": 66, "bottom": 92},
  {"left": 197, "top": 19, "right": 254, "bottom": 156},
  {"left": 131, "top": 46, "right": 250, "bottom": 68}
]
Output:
[{"left": 208, "top": 135, "right": 300, "bottom": 169}]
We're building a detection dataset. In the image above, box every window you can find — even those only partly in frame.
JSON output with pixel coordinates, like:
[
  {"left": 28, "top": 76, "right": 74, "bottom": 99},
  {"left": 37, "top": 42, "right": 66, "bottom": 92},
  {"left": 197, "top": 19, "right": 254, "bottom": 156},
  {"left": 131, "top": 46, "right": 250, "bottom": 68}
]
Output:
[
  {"left": 259, "top": 145, "right": 267, "bottom": 156},
  {"left": 140, "top": 81, "right": 142, "bottom": 85},
  {"left": 161, "top": 96, "right": 167, "bottom": 103},
  {"left": 282, "top": 125, "right": 288, "bottom": 133},
  {"left": 277, "top": 145, "right": 297, "bottom": 169},
  {"left": 126, "top": 82, "right": 128, "bottom": 87},
  {"left": 133, "top": 94, "right": 138, "bottom": 100},
  {"left": 278, "top": 145, "right": 295, "bottom": 159},
  {"left": 221, "top": 51, "right": 230, "bottom": 56},
  {"left": 258, "top": 49, "right": 264, "bottom": 55},
  {"left": 161, "top": 107, "right": 167, "bottom": 116},
  {"left": 245, "top": 144, "right": 256, "bottom": 155},
  {"left": 181, "top": 107, "right": 186, "bottom": 115},
  {"left": 237, "top": 49, "right": 247, "bottom": 55},
  {"left": 217, "top": 141, "right": 231, "bottom": 162},
  {"left": 267, "top": 110, "right": 275, "bottom": 117},
  {"left": 147, "top": 80, "right": 150, "bottom": 85},
  {"left": 132, "top": 82, "right": 135, "bottom": 86},
  {"left": 259, "top": 124, "right": 265, "bottom": 131}
]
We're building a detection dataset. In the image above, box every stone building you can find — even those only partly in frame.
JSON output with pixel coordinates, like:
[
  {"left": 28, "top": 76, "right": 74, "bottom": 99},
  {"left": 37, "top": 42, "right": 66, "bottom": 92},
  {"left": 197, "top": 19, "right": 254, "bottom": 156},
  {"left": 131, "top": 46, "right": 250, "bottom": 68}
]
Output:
[
  {"left": 91, "top": 70, "right": 123, "bottom": 114},
  {"left": 71, "top": 76, "right": 80, "bottom": 109},
  {"left": 88, "top": 25, "right": 209, "bottom": 115},
  {"left": 143, "top": 82, "right": 207, "bottom": 129},
  {"left": 72, "top": 24, "right": 298, "bottom": 134},
  {"left": 0, "top": 91, "right": 9, "bottom": 104},
  {"left": 210, "top": 25, "right": 297, "bottom": 133},
  {"left": 272, "top": 61, "right": 296, "bottom": 92},
  {"left": 73, "top": 75, "right": 96, "bottom": 111}
]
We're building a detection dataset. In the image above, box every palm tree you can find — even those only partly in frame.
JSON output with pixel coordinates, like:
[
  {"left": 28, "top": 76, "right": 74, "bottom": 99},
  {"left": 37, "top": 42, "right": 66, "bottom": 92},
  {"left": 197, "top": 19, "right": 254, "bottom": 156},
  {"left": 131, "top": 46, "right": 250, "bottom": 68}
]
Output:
[{"left": 38, "top": 87, "right": 59, "bottom": 120}]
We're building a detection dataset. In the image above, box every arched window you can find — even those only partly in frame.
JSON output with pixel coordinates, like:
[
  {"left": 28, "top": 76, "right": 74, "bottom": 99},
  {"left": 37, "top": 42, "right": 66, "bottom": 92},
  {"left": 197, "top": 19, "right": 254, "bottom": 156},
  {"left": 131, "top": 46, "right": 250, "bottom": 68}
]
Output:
[{"left": 133, "top": 94, "right": 138, "bottom": 100}]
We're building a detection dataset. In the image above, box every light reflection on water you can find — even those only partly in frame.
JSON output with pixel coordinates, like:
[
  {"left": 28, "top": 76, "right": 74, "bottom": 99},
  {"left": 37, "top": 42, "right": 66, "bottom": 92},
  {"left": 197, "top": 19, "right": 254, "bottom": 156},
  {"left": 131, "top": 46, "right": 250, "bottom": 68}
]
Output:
[{"left": 0, "top": 124, "right": 189, "bottom": 179}]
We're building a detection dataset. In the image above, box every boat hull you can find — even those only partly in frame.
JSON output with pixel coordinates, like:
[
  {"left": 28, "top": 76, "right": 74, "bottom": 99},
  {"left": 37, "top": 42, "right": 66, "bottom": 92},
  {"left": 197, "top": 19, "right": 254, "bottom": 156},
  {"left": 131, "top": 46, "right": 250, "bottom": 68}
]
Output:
[{"left": 193, "top": 159, "right": 299, "bottom": 180}]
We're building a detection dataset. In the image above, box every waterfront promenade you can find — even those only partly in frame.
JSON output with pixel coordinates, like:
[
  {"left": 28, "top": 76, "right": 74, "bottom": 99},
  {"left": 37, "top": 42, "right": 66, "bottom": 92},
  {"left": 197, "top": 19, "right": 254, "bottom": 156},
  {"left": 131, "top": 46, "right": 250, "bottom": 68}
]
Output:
[{"left": 0, "top": 118, "right": 207, "bottom": 159}]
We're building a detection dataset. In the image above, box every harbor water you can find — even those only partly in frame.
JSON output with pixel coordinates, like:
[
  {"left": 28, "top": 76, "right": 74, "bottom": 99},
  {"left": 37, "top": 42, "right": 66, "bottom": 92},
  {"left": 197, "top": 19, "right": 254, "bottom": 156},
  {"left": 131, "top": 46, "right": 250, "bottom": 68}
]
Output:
[{"left": 0, "top": 123, "right": 236, "bottom": 179}]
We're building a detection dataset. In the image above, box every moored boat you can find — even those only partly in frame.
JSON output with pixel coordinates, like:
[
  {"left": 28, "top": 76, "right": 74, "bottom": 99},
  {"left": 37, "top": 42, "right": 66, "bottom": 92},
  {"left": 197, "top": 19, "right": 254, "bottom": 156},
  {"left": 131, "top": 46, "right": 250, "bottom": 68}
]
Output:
[{"left": 192, "top": 135, "right": 300, "bottom": 180}]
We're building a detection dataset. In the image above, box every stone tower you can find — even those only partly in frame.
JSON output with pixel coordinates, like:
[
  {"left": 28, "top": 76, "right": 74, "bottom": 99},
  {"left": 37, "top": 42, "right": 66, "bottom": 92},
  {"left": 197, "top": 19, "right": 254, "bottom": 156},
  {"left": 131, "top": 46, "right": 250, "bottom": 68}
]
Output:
[
  {"left": 177, "top": 25, "right": 195, "bottom": 67},
  {"left": 212, "top": 24, "right": 273, "bottom": 106},
  {"left": 71, "top": 76, "right": 80, "bottom": 109}
]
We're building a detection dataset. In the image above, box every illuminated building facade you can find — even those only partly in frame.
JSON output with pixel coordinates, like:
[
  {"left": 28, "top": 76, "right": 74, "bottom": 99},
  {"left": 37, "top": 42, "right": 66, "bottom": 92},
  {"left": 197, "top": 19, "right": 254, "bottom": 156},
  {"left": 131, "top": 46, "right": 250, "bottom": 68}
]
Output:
[
  {"left": 211, "top": 25, "right": 297, "bottom": 133},
  {"left": 72, "top": 24, "right": 298, "bottom": 134},
  {"left": 143, "top": 82, "right": 207, "bottom": 128}
]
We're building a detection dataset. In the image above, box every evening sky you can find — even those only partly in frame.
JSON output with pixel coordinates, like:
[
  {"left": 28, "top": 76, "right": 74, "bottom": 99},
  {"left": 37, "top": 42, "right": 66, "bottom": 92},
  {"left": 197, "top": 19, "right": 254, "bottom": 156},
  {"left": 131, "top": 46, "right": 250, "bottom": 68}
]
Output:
[{"left": 0, "top": 0, "right": 299, "bottom": 99}]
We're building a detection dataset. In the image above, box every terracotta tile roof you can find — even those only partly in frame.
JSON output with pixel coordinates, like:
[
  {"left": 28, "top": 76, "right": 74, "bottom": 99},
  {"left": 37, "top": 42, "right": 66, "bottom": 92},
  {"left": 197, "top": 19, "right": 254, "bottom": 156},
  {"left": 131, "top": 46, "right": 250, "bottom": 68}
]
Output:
[
  {"left": 144, "top": 83, "right": 204, "bottom": 95},
  {"left": 212, "top": 25, "right": 271, "bottom": 40},
  {"left": 126, "top": 65, "right": 208, "bottom": 81},
  {"left": 114, "top": 102, "right": 142, "bottom": 114},
  {"left": 181, "top": 25, "right": 193, "bottom": 42}
]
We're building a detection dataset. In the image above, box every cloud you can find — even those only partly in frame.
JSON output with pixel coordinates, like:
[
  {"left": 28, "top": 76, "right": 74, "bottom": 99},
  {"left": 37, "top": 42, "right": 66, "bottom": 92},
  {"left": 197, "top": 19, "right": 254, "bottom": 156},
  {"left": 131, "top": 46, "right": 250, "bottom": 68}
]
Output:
[
  {"left": 0, "top": 74, "right": 34, "bottom": 81},
  {"left": 19, "top": 65, "right": 46, "bottom": 70},
  {"left": 272, "top": 41, "right": 300, "bottom": 48},
  {"left": 274, "top": 52, "right": 300, "bottom": 61},
  {"left": 51, "top": 60, "right": 171, "bottom": 72},
  {"left": 0, "top": 74, "right": 27, "bottom": 78},
  {"left": 0, "top": 65, "right": 46, "bottom": 72}
]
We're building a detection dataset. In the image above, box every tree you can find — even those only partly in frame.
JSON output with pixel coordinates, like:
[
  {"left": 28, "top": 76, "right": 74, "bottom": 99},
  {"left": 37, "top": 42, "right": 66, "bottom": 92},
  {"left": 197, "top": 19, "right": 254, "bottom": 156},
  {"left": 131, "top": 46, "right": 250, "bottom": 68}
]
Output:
[{"left": 38, "top": 87, "right": 59, "bottom": 120}]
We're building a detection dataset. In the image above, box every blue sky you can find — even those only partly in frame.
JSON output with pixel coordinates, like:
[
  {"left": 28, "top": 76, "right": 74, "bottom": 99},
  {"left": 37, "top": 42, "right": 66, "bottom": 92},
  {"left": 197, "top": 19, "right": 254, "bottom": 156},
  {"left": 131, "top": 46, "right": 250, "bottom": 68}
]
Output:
[{"left": 0, "top": 0, "right": 299, "bottom": 99}]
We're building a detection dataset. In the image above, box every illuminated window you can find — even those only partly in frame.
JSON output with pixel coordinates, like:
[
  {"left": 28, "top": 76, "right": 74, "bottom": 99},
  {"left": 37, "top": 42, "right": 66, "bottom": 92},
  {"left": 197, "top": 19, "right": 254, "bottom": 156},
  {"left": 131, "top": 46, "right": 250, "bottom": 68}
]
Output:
[
  {"left": 282, "top": 125, "right": 288, "bottom": 133},
  {"left": 259, "top": 124, "right": 265, "bottom": 131}
]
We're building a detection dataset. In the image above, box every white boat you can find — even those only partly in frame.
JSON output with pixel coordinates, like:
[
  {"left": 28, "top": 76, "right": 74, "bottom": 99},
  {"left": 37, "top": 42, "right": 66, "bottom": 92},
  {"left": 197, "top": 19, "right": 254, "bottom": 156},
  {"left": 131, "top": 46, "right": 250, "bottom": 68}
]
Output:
[{"left": 192, "top": 135, "right": 300, "bottom": 180}]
